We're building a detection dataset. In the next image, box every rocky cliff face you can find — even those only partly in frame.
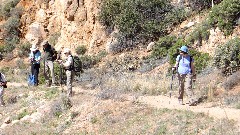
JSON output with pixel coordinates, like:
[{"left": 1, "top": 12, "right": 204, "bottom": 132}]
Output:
[{"left": 20, "top": 0, "right": 107, "bottom": 54}]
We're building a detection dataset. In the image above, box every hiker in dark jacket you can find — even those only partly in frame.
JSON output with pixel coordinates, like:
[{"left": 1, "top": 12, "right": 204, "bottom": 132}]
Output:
[
  {"left": 42, "top": 40, "right": 56, "bottom": 87},
  {"left": 172, "top": 45, "right": 197, "bottom": 106},
  {"left": 0, "top": 72, "right": 7, "bottom": 106},
  {"left": 29, "top": 45, "right": 41, "bottom": 86}
]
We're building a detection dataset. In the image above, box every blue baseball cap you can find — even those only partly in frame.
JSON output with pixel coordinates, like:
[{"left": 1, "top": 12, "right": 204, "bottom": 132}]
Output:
[{"left": 180, "top": 45, "right": 188, "bottom": 53}]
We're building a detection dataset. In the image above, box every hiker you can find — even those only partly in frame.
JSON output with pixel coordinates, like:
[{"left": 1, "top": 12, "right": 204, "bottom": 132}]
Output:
[
  {"left": 58, "top": 48, "right": 74, "bottom": 97},
  {"left": 42, "top": 40, "right": 56, "bottom": 87},
  {"left": 0, "top": 72, "right": 7, "bottom": 106},
  {"left": 29, "top": 45, "right": 41, "bottom": 86},
  {"left": 172, "top": 45, "right": 197, "bottom": 106}
]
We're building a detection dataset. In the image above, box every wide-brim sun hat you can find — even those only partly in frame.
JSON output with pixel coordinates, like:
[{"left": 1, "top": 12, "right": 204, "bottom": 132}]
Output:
[
  {"left": 179, "top": 45, "right": 188, "bottom": 53},
  {"left": 30, "top": 45, "right": 38, "bottom": 51},
  {"left": 41, "top": 40, "right": 48, "bottom": 46},
  {"left": 63, "top": 48, "right": 71, "bottom": 54}
]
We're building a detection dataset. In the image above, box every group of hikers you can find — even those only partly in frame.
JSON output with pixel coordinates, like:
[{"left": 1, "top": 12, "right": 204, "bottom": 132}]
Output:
[
  {"left": 29, "top": 40, "right": 74, "bottom": 97},
  {"left": 0, "top": 44, "right": 198, "bottom": 107}
]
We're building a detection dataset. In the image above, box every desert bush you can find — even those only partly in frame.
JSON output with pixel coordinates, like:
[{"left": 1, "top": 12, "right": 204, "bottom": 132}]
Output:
[
  {"left": 222, "top": 71, "right": 240, "bottom": 90},
  {"left": 186, "top": 22, "right": 211, "bottom": 45},
  {"left": 1, "top": 16, "right": 21, "bottom": 52},
  {"left": 44, "top": 88, "right": 59, "bottom": 100},
  {"left": 188, "top": 0, "right": 222, "bottom": 12},
  {"left": 151, "top": 35, "right": 179, "bottom": 59},
  {"left": 0, "top": 0, "right": 20, "bottom": 19},
  {"left": 75, "top": 45, "right": 87, "bottom": 55},
  {"left": 16, "top": 59, "right": 26, "bottom": 69},
  {"left": 48, "top": 32, "right": 60, "bottom": 46},
  {"left": 99, "top": 0, "right": 188, "bottom": 51},
  {"left": 209, "top": 0, "right": 240, "bottom": 36},
  {"left": 80, "top": 51, "right": 107, "bottom": 69},
  {"left": 213, "top": 37, "right": 240, "bottom": 75},
  {"left": 50, "top": 95, "right": 72, "bottom": 118},
  {"left": 18, "top": 41, "right": 31, "bottom": 57}
]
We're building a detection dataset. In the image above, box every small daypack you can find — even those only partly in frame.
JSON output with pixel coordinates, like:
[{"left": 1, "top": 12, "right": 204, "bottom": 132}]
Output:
[
  {"left": 71, "top": 55, "right": 83, "bottom": 73},
  {"left": 177, "top": 55, "right": 193, "bottom": 72},
  {"left": 28, "top": 74, "right": 36, "bottom": 86}
]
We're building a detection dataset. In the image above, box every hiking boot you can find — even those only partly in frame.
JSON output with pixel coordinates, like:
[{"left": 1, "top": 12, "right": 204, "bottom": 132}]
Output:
[
  {"left": 46, "top": 83, "right": 50, "bottom": 87},
  {"left": 51, "top": 83, "right": 57, "bottom": 87},
  {"left": 189, "top": 101, "right": 197, "bottom": 106},
  {"left": 178, "top": 99, "right": 184, "bottom": 105}
]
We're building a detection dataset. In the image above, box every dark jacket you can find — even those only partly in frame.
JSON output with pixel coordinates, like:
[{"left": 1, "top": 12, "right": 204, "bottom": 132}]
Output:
[{"left": 43, "top": 44, "right": 55, "bottom": 61}]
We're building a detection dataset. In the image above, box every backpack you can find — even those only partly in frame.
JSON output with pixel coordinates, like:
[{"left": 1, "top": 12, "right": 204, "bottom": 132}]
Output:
[
  {"left": 51, "top": 47, "right": 58, "bottom": 61},
  {"left": 0, "top": 73, "right": 7, "bottom": 88},
  {"left": 71, "top": 55, "right": 83, "bottom": 73},
  {"left": 177, "top": 55, "right": 193, "bottom": 72},
  {"left": 28, "top": 74, "right": 36, "bottom": 86}
]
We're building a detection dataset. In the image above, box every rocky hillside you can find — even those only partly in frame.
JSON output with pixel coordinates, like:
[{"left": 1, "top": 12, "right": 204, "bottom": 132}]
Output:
[{"left": 0, "top": 0, "right": 240, "bottom": 134}]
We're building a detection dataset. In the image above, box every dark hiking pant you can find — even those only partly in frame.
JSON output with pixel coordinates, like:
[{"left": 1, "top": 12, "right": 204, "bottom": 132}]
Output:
[{"left": 31, "top": 63, "right": 40, "bottom": 85}]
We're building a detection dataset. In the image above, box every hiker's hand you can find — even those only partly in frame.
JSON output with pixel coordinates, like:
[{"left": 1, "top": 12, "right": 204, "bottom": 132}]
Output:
[
  {"left": 172, "top": 67, "right": 176, "bottom": 71},
  {"left": 57, "top": 60, "right": 62, "bottom": 63}
]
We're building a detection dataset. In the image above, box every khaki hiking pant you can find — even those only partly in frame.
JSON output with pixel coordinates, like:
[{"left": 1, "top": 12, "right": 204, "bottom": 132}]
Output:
[
  {"left": 177, "top": 73, "right": 196, "bottom": 104},
  {"left": 66, "top": 70, "right": 74, "bottom": 97},
  {"left": 44, "top": 60, "right": 56, "bottom": 85}
]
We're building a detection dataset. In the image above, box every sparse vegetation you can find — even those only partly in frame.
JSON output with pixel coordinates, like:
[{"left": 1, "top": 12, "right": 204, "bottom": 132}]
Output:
[
  {"left": 18, "top": 41, "right": 31, "bottom": 57},
  {"left": 48, "top": 32, "right": 61, "bottom": 46},
  {"left": 75, "top": 45, "right": 87, "bottom": 55},
  {"left": 213, "top": 37, "right": 240, "bottom": 75},
  {"left": 99, "top": 0, "right": 188, "bottom": 51},
  {"left": 209, "top": 0, "right": 240, "bottom": 36}
]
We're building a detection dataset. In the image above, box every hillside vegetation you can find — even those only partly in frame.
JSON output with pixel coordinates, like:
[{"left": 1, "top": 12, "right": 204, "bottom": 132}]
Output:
[{"left": 0, "top": 0, "right": 240, "bottom": 134}]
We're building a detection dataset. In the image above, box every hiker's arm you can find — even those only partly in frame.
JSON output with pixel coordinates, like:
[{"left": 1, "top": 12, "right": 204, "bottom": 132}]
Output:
[
  {"left": 172, "top": 62, "right": 179, "bottom": 71},
  {"left": 0, "top": 81, "right": 7, "bottom": 86}
]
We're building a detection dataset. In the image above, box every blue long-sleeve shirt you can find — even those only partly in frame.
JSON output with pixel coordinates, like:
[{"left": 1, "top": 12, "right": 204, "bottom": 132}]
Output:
[{"left": 29, "top": 50, "right": 41, "bottom": 64}]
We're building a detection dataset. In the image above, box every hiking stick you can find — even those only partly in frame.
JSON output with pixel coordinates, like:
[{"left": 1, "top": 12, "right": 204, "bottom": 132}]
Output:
[
  {"left": 59, "top": 63, "right": 64, "bottom": 92},
  {"left": 43, "top": 58, "right": 46, "bottom": 78},
  {"left": 169, "top": 70, "right": 174, "bottom": 104}
]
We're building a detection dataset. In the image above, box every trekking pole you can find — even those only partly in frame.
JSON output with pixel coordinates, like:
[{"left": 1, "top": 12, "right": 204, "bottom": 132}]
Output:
[
  {"left": 59, "top": 63, "right": 64, "bottom": 92},
  {"left": 169, "top": 68, "right": 176, "bottom": 104}
]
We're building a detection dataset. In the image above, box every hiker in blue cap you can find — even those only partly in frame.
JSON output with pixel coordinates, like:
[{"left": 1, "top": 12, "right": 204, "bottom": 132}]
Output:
[{"left": 172, "top": 45, "right": 197, "bottom": 106}]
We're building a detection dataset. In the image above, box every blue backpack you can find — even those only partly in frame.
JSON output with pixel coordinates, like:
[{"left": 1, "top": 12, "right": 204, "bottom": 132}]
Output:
[{"left": 28, "top": 74, "right": 36, "bottom": 86}]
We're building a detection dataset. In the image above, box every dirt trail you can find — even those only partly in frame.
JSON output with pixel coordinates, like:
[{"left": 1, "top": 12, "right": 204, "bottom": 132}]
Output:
[
  {"left": 137, "top": 95, "right": 240, "bottom": 130},
  {"left": 7, "top": 83, "right": 240, "bottom": 131}
]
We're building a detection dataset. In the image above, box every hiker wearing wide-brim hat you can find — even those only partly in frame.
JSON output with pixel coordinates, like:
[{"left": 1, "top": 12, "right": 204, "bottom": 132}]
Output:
[
  {"left": 41, "top": 40, "right": 57, "bottom": 87},
  {"left": 29, "top": 44, "right": 41, "bottom": 86},
  {"left": 58, "top": 48, "right": 74, "bottom": 97},
  {"left": 172, "top": 45, "right": 197, "bottom": 106}
]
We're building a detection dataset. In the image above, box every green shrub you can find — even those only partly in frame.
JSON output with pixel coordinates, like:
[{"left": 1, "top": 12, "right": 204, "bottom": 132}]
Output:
[
  {"left": 209, "top": 0, "right": 240, "bottom": 36},
  {"left": 186, "top": 22, "right": 211, "bottom": 45},
  {"left": 151, "top": 35, "right": 179, "bottom": 59},
  {"left": 18, "top": 41, "right": 31, "bottom": 57},
  {"left": 222, "top": 71, "right": 240, "bottom": 90},
  {"left": 0, "top": 0, "right": 20, "bottom": 19},
  {"left": 188, "top": 0, "right": 222, "bottom": 12},
  {"left": 213, "top": 37, "right": 240, "bottom": 75},
  {"left": 189, "top": 50, "right": 210, "bottom": 73},
  {"left": 1, "top": 16, "right": 21, "bottom": 52},
  {"left": 99, "top": 0, "right": 188, "bottom": 50},
  {"left": 48, "top": 32, "right": 60, "bottom": 46},
  {"left": 75, "top": 45, "right": 87, "bottom": 55}
]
